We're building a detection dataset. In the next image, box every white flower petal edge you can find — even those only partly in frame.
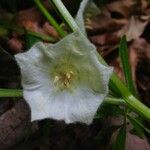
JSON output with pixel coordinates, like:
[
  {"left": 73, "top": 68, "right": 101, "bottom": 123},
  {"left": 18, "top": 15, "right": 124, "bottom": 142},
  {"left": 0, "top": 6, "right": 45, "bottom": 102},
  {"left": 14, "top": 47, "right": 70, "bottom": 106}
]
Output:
[
  {"left": 15, "top": 30, "right": 113, "bottom": 125},
  {"left": 76, "top": 0, "right": 90, "bottom": 35}
]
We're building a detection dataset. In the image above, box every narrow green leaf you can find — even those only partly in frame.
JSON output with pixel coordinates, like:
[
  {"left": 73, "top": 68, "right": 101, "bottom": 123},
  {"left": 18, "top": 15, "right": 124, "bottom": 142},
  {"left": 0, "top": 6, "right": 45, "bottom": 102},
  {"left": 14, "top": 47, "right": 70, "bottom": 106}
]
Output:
[
  {"left": 130, "top": 127, "right": 144, "bottom": 139},
  {"left": 113, "top": 125, "right": 126, "bottom": 150},
  {"left": 0, "top": 88, "right": 23, "bottom": 97},
  {"left": 34, "top": 0, "right": 66, "bottom": 37},
  {"left": 27, "top": 30, "right": 56, "bottom": 42},
  {"left": 49, "top": 0, "right": 79, "bottom": 33},
  {"left": 119, "top": 35, "right": 137, "bottom": 96},
  {"left": 0, "top": 21, "right": 56, "bottom": 43},
  {"left": 104, "top": 97, "right": 126, "bottom": 105},
  {"left": 25, "top": 33, "right": 40, "bottom": 49},
  {"left": 127, "top": 115, "right": 150, "bottom": 136}
]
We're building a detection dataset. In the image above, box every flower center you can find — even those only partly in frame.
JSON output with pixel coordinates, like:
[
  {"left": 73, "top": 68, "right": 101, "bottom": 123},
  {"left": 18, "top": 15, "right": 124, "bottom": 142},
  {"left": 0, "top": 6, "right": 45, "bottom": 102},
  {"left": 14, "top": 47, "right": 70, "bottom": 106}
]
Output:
[{"left": 54, "top": 70, "right": 75, "bottom": 90}]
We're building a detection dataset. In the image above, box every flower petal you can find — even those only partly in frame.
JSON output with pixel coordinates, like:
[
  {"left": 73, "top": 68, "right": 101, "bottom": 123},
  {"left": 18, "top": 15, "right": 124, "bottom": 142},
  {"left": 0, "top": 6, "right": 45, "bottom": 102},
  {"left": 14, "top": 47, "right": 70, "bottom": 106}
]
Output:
[
  {"left": 45, "top": 30, "right": 95, "bottom": 58},
  {"left": 63, "top": 51, "right": 113, "bottom": 124},
  {"left": 15, "top": 42, "right": 51, "bottom": 69},
  {"left": 75, "top": 0, "right": 90, "bottom": 35},
  {"left": 15, "top": 43, "right": 52, "bottom": 90},
  {"left": 15, "top": 30, "right": 113, "bottom": 124},
  {"left": 24, "top": 87, "right": 68, "bottom": 121},
  {"left": 64, "top": 87, "right": 103, "bottom": 124}
]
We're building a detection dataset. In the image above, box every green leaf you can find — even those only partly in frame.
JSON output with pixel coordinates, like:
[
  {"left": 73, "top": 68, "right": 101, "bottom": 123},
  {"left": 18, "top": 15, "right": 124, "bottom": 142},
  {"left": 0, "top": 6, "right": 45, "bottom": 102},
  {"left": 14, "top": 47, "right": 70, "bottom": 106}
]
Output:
[
  {"left": 48, "top": 0, "right": 79, "bottom": 33},
  {"left": 128, "top": 116, "right": 144, "bottom": 138},
  {"left": 25, "top": 33, "right": 40, "bottom": 49},
  {"left": 104, "top": 97, "right": 126, "bottom": 105},
  {"left": 34, "top": 0, "right": 66, "bottom": 37},
  {"left": 113, "top": 125, "right": 126, "bottom": 150},
  {"left": 0, "top": 21, "right": 56, "bottom": 43},
  {"left": 27, "top": 30, "right": 56, "bottom": 42},
  {"left": 0, "top": 88, "right": 23, "bottom": 97},
  {"left": 127, "top": 115, "right": 150, "bottom": 137},
  {"left": 119, "top": 35, "right": 137, "bottom": 96}
]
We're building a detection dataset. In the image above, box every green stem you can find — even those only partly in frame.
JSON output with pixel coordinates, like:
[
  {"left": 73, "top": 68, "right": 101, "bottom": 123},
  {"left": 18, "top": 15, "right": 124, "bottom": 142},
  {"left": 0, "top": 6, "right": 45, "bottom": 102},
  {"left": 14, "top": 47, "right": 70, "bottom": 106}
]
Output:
[
  {"left": 104, "top": 97, "right": 125, "bottom": 105},
  {"left": 110, "top": 74, "right": 150, "bottom": 121},
  {"left": 119, "top": 35, "right": 137, "bottom": 97},
  {"left": 34, "top": 0, "right": 66, "bottom": 37},
  {"left": 0, "top": 88, "right": 125, "bottom": 106},
  {"left": 127, "top": 114, "right": 150, "bottom": 134},
  {"left": 49, "top": 0, "right": 150, "bottom": 121},
  {"left": 26, "top": 30, "right": 56, "bottom": 42},
  {"left": 0, "top": 21, "right": 56, "bottom": 42},
  {"left": 0, "top": 87, "right": 124, "bottom": 104},
  {"left": 0, "top": 88, "right": 23, "bottom": 97},
  {"left": 49, "top": 0, "right": 79, "bottom": 32}
]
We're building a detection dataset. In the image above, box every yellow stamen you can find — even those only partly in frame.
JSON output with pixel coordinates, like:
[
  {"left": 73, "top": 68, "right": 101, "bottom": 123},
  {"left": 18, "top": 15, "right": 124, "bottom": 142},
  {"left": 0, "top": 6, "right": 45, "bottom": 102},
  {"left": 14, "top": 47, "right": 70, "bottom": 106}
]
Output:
[{"left": 54, "top": 71, "right": 74, "bottom": 90}]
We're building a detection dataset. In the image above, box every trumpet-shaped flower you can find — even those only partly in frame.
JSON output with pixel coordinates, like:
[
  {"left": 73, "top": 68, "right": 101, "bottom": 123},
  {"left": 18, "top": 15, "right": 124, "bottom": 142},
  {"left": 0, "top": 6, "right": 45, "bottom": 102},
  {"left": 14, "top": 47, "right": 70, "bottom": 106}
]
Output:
[{"left": 15, "top": 31, "right": 113, "bottom": 124}]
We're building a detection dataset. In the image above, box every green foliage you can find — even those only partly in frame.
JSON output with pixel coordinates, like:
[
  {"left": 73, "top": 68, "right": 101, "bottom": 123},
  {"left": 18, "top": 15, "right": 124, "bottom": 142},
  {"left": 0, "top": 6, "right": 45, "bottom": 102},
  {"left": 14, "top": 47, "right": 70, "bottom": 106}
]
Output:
[
  {"left": 25, "top": 33, "right": 40, "bottom": 49},
  {"left": 119, "top": 35, "right": 137, "bottom": 96},
  {"left": 127, "top": 115, "right": 150, "bottom": 138},
  {"left": 0, "top": 88, "right": 22, "bottom": 97},
  {"left": 34, "top": 0, "right": 66, "bottom": 37},
  {"left": 0, "top": 20, "right": 56, "bottom": 43},
  {"left": 113, "top": 125, "right": 126, "bottom": 150}
]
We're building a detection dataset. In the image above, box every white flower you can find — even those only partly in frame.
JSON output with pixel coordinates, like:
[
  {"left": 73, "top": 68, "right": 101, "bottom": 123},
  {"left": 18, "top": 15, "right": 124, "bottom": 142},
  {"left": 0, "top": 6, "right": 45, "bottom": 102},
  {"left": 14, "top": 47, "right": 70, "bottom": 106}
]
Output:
[{"left": 15, "top": 31, "right": 113, "bottom": 124}]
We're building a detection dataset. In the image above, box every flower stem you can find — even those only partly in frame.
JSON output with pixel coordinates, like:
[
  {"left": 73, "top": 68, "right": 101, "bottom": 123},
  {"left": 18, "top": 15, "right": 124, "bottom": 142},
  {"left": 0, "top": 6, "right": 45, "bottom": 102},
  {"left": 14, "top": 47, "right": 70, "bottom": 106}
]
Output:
[
  {"left": 0, "top": 87, "right": 124, "bottom": 106},
  {"left": 0, "top": 87, "right": 146, "bottom": 121},
  {"left": 110, "top": 74, "right": 150, "bottom": 121},
  {"left": 0, "top": 88, "right": 125, "bottom": 107},
  {"left": 0, "top": 88, "right": 23, "bottom": 97},
  {"left": 49, "top": 0, "right": 150, "bottom": 121},
  {"left": 104, "top": 97, "right": 125, "bottom": 105},
  {"left": 34, "top": 0, "right": 66, "bottom": 38},
  {"left": 26, "top": 30, "right": 56, "bottom": 42},
  {"left": 0, "top": 21, "right": 56, "bottom": 42},
  {"left": 48, "top": 0, "right": 79, "bottom": 32}
]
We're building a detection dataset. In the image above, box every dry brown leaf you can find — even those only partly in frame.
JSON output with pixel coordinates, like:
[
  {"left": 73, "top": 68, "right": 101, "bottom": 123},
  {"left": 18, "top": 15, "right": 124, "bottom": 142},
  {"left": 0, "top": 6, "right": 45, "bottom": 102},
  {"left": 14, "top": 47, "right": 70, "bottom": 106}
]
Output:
[
  {"left": 108, "top": 116, "right": 150, "bottom": 150},
  {"left": 119, "top": 16, "right": 149, "bottom": 41},
  {"left": 16, "top": 7, "right": 43, "bottom": 27},
  {"left": 7, "top": 37, "right": 24, "bottom": 54},
  {"left": 126, "top": 132, "right": 150, "bottom": 150},
  {"left": 88, "top": 0, "right": 150, "bottom": 56},
  {"left": 43, "top": 22, "right": 59, "bottom": 38},
  {"left": 129, "top": 38, "right": 150, "bottom": 82}
]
